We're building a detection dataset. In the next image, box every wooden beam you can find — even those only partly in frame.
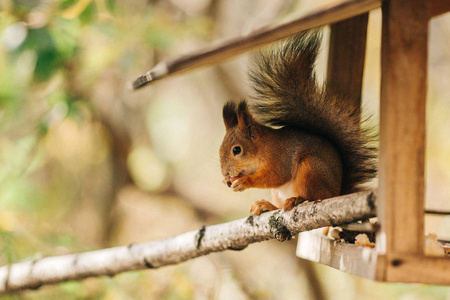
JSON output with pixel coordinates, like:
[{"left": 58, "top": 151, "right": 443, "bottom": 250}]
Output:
[
  {"left": 327, "top": 13, "right": 369, "bottom": 108},
  {"left": 430, "top": 0, "right": 450, "bottom": 18},
  {"left": 384, "top": 254, "right": 450, "bottom": 285},
  {"left": 378, "top": 0, "right": 429, "bottom": 255},
  {"left": 131, "top": 0, "right": 381, "bottom": 90}
]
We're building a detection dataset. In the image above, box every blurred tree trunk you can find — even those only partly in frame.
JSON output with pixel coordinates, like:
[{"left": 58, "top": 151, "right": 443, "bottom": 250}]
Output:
[{"left": 66, "top": 62, "right": 137, "bottom": 246}]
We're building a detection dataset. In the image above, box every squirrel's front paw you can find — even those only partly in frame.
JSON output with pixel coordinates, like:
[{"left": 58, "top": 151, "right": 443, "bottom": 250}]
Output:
[
  {"left": 230, "top": 177, "right": 248, "bottom": 192},
  {"left": 250, "top": 200, "right": 279, "bottom": 216}
]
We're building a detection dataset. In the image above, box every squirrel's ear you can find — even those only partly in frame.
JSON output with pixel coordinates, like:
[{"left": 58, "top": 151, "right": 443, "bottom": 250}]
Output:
[
  {"left": 222, "top": 101, "right": 238, "bottom": 130},
  {"left": 237, "top": 101, "right": 258, "bottom": 139},
  {"left": 236, "top": 101, "right": 253, "bottom": 129}
]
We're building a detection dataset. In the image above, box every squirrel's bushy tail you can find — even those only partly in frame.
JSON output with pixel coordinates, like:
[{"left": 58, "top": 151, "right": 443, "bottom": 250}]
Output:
[{"left": 248, "top": 31, "right": 377, "bottom": 193}]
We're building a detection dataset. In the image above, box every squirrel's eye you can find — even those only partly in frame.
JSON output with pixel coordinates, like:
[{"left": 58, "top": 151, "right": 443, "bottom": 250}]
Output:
[{"left": 232, "top": 146, "right": 242, "bottom": 156}]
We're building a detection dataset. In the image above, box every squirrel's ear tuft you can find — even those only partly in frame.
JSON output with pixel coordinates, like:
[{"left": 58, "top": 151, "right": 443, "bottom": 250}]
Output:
[
  {"left": 223, "top": 101, "right": 238, "bottom": 130},
  {"left": 236, "top": 100, "right": 254, "bottom": 129}
]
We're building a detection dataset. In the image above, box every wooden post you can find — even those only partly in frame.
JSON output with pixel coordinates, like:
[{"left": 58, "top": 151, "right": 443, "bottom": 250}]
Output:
[
  {"left": 430, "top": 0, "right": 450, "bottom": 17},
  {"left": 378, "top": 0, "right": 429, "bottom": 256},
  {"left": 327, "top": 13, "right": 369, "bottom": 108}
]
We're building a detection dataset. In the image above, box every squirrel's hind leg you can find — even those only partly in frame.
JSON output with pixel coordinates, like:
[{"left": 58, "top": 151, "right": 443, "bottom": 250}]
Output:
[
  {"left": 286, "top": 155, "right": 341, "bottom": 211},
  {"left": 250, "top": 200, "right": 279, "bottom": 216},
  {"left": 283, "top": 196, "right": 307, "bottom": 211}
]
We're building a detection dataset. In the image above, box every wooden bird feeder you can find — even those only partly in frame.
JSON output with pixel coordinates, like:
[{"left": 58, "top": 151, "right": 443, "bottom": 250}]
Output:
[
  {"left": 296, "top": 0, "right": 450, "bottom": 285},
  {"left": 132, "top": 0, "right": 450, "bottom": 286}
]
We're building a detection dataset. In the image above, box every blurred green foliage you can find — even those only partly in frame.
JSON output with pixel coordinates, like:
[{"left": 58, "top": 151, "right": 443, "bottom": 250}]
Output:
[{"left": 0, "top": 0, "right": 214, "bottom": 298}]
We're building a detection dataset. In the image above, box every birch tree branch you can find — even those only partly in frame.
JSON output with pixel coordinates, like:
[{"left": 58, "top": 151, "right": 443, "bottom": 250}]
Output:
[{"left": 0, "top": 190, "right": 376, "bottom": 295}]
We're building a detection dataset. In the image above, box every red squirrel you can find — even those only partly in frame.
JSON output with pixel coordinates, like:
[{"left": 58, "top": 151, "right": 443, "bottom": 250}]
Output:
[{"left": 219, "top": 31, "right": 377, "bottom": 216}]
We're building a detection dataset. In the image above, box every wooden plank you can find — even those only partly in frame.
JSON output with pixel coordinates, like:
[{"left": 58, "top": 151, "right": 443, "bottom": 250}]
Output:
[
  {"left": 384, "top": 254, "right": 450, "bottom": 285},
  {"left": 297, "top": 231, "right": 450, "bottom": 285},
  {"left": 131, "top": 0, "right": 381, "bottom": 89},
  {"left": 378, "top": 0, "right": 429, "bottom": 255},
  {"left": 296, "top": 229, "right": 381, "bottom": 280},
  {"left": 327, "top": 13, "right": 369, "bottom": 108},
  {"left": 430, "top": 0, "right": 450, "bottom": 17}
]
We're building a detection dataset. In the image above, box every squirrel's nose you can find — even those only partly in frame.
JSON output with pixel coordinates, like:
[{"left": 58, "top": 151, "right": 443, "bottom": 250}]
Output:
[{"left": 221, "top": 166, "right": 229, "bottom": 177}]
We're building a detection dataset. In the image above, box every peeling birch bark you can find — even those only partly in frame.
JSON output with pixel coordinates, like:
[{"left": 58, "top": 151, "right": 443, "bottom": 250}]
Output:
[{"left": 0, "top": 190, "right": 376, "bottom": 295}]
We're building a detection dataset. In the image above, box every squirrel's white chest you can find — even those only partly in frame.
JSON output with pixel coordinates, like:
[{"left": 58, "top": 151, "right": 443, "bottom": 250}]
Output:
[{"left": 272, "top": 181, "right": 296, "bottom": 207}]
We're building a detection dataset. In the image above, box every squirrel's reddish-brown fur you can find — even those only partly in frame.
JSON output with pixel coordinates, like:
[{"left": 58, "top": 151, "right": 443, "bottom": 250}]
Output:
[{"left": 219, "top": 31, "right": 377, "bottom": 215}]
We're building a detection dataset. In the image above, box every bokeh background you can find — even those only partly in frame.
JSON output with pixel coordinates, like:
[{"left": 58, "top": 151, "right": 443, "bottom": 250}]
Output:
[{"left": 1, "top": 0, "right": 449, "bottom": 299}]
